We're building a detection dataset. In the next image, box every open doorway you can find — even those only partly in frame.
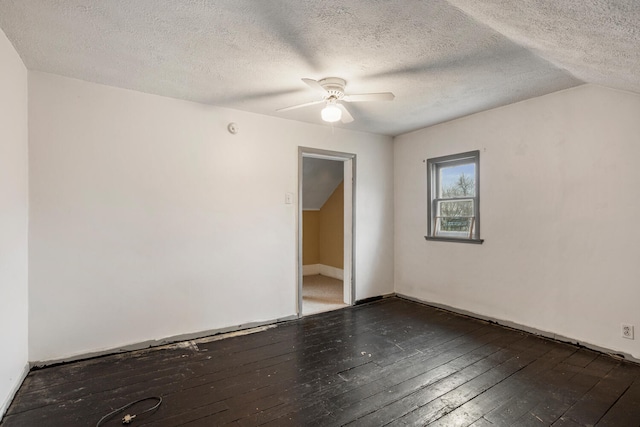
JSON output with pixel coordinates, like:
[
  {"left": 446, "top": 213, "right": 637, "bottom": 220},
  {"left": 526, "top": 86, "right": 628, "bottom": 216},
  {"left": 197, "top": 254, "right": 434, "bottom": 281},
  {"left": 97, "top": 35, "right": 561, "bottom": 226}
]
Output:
[{"left": 298, "top": 147, "right": 355, "bottom": 316}]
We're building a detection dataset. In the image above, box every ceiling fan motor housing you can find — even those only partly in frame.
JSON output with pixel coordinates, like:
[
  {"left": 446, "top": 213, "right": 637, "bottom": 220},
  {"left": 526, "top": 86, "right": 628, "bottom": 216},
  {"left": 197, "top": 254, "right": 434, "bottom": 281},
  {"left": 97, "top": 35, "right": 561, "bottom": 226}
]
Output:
[{"left": 319, "top": 77, "right": 346, "bottom": 100}]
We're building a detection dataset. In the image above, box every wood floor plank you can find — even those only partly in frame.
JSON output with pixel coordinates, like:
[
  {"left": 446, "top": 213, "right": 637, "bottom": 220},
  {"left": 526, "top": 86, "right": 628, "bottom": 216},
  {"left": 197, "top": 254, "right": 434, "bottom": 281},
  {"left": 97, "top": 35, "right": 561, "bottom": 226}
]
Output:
[
  {"left": 345, "top": 343, "right": 529, "bottom": 427},
  {"left": 251, "top": 328, "right": 511, "bottom": 425},
  {"left": 340, "top": 331, "right": 530, "bottom": 427},
  {"left": 558, "top": 362, "right": 640, "bottom": 426},
  {"left": 414, "top": 342, "right": 553, "bottom": 426},
  {"left": 562, "top": 348, "right": 600, "bottom": 368},
  {"left": 383, "top": 337, "right": 547, "bottom": 426},
  {"left": 597, "top": 377, "right": 640, "bottom": 426},
  {"left": 477, "top": 345, "right": 579, "bottom": 426},
  {"left": 469, "top": 417, "right": 495, "bottom": 427},
  {"left": 552, "top": 417, "right": 587, "bottom": 427}
]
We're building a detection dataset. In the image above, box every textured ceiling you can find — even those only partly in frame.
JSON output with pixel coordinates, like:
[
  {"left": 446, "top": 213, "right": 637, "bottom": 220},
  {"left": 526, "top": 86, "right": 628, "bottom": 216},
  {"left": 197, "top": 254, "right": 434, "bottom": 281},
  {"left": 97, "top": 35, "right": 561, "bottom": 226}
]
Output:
[{"left": 0, "top": 1, "right": 638, "bottom": 136}]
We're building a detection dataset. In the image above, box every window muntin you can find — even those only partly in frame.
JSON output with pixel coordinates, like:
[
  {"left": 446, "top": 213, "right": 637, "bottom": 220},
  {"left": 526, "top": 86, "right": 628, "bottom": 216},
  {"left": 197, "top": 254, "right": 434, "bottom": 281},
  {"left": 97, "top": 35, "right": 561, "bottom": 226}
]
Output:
[{"left": 426, "top": 151, "right": 481, "bottom": 243}]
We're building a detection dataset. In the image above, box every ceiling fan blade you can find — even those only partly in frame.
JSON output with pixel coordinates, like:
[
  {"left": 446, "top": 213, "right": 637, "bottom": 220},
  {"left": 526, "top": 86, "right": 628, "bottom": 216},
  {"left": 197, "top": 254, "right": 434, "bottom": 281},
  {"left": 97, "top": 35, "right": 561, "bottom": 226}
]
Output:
[
  {"left": 302, "top": 78, "right": 328, "bottom": 95},
  {"left": 276, "top": 99, "right": 324, "bottom": 112},
  {"left": 343, "top": 92, "right": 395, "bottom": 102},
  {"left": 338, "top": 103, "right": 354, "bottom": 123}
]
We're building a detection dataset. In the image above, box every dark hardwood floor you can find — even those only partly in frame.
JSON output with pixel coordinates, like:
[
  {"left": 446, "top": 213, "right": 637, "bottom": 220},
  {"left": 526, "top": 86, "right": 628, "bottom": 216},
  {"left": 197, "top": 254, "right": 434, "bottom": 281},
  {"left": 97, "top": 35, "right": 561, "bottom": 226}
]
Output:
[{"left": 3, "top": 297, "right": 640, "bottom": 426}]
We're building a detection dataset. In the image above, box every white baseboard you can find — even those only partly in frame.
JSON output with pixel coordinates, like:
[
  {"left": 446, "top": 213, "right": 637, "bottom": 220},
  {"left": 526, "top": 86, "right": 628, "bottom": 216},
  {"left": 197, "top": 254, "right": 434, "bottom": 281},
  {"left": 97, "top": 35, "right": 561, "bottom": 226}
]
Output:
[
  {"left": 1, "top": 362, "right": 29, "bottom": 421},
  {"left": 302, "top": 264, "right": 344, "bottom": 280},
  {"left": 319, "top": 264, "right": 344, "bottom": 280},
  {"left": 303, "top": 264, "right": 320, "bottom": 276},
  {"left": 303, "top": 264, "right": 344, "bottom": 280}
]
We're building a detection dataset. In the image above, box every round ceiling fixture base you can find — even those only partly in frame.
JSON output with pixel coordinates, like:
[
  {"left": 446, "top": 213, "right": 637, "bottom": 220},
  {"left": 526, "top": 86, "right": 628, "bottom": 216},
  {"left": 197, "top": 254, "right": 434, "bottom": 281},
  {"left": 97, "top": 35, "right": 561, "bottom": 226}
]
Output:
[{"left": 318, "top": 77, "right": 346, "bottom": 100}]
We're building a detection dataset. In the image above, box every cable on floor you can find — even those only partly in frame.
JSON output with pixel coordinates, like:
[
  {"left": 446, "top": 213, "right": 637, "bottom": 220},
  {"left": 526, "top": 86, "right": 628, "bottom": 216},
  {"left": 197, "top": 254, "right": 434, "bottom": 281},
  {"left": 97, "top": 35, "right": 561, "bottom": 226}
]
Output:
[{"left": 95, "top": 396, "right": 162, "bottom": 426}]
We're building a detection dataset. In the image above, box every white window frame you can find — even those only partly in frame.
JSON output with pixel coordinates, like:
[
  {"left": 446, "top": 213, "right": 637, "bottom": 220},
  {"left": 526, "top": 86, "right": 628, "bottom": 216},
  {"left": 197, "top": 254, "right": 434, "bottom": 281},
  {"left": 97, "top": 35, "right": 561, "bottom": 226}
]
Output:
[{"left": 426, "top": 150, "right": 483, "bottom": 244}]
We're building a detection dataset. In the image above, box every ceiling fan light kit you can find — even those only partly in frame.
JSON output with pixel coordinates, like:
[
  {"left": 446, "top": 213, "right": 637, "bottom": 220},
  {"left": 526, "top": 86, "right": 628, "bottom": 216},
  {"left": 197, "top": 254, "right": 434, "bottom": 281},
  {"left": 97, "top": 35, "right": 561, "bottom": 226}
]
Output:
[
  {"left": 321, "top": 100, "right": 342, "bottom": 122},
  {"left": 277, "top": 77, "right": 394, "bottom": 124}
]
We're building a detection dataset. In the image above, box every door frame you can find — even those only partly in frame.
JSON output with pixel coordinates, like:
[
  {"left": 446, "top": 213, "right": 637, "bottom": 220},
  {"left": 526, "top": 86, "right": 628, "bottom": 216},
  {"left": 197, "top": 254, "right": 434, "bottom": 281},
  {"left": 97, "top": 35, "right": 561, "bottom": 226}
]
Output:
[{"left": 298, "top": 147, "right": 356, "bottom": 316}]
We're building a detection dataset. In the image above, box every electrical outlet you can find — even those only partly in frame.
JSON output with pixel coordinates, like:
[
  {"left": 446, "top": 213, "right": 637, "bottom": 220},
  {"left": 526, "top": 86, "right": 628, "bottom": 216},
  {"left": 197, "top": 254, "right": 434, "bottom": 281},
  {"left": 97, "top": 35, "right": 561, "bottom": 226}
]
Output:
[{"left": 622, "top": 324, "right": 634, "bottom": 340}]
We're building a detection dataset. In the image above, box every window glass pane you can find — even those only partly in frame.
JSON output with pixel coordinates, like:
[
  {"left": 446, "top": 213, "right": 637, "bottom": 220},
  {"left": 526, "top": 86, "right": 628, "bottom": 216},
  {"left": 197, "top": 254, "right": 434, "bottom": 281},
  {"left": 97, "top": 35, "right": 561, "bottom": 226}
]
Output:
[
  {"left": 436, "top": 199, "right": 474, "bottom": 220},
  {"left": 438, "top": 163, "right": 475, "bottom": 198},
  {"left": 436, "top": 200, "right": 474, "bottom": 234}
]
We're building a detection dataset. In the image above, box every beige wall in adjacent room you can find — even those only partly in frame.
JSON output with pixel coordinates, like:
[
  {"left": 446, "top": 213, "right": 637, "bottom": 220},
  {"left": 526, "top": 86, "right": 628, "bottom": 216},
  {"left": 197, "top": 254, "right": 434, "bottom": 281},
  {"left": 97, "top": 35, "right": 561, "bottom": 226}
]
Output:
[
  {"left": 302, "top": 181, "right": 344, "bottom": 270},
  {"left": 319, "top": 182, "right": 344, "bottom": 269},
  {"left": 302, "top": 210, "right": 319, "bottom": 265}
]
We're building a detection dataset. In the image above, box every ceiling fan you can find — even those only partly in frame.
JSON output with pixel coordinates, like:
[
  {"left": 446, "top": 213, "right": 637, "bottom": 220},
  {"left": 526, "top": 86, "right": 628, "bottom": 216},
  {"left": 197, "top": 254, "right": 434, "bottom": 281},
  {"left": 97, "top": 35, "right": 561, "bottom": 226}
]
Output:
[{"left": 277, "top": 77, "right": 395, "bottom": 123}]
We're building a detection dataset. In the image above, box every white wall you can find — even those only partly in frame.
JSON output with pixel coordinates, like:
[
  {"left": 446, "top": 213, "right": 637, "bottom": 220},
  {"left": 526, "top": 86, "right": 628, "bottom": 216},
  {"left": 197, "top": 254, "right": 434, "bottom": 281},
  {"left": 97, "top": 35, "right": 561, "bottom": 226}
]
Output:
[
  {"left": 0, "top": 29, "right": 29, "bottom": 417},
  {"left": 395, "top": 84, "right": 640, "bottom": 359},
  {"left": 28, "top": 72, "right": 394, "bottom": 362}
]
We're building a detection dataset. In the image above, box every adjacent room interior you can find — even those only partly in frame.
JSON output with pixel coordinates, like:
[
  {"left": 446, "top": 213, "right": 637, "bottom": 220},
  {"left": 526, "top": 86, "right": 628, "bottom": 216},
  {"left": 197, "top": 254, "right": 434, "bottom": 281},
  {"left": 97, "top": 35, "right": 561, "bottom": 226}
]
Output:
[
  {"left": 1, "top": 1, "right": 640, "bottom": 425},
  {"left": 301, "top": 156, "right": 348, "bottom": 316}
]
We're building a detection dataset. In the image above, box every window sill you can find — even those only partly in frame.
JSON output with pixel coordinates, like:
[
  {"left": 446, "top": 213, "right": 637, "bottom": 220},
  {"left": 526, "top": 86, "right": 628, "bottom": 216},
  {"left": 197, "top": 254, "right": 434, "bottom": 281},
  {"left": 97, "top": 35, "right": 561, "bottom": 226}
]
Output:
[{"left": 424, "top": 236, "right": 484, "bottom": 244}]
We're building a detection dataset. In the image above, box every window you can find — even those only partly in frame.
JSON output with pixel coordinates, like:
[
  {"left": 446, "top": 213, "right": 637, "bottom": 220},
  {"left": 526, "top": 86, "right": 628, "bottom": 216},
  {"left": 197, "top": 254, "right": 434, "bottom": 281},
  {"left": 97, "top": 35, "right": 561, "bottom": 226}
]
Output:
[{"left": 426, "top": 150, "right": 483, "bottom": 243}]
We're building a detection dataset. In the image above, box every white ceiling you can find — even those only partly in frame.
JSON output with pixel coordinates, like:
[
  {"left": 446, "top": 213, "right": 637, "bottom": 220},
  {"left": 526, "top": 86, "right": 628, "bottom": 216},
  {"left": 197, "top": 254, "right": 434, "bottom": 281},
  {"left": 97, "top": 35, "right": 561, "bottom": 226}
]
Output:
[{"left": 0, "top": 1, "right": 638, "bottom": 136}]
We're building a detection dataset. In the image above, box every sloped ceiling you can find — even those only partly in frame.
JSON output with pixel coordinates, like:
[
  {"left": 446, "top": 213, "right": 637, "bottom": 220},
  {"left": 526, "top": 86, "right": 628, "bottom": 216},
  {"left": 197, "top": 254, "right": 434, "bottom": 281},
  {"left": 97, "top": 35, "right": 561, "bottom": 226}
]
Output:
[
  {"left": 0, "top": 1, "right": 638, "bottom": 136},
  {"left": 302, "top": 158, "right": 343, "bottom": 211}
]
